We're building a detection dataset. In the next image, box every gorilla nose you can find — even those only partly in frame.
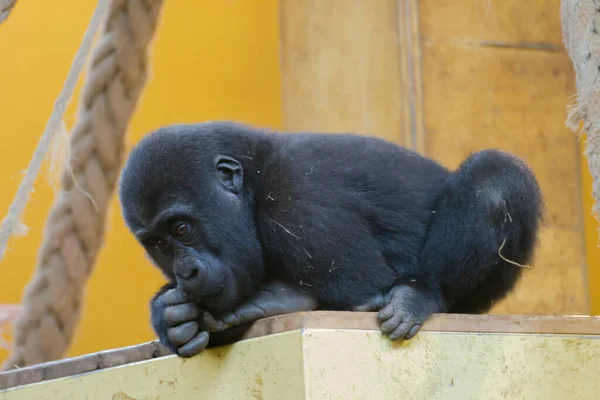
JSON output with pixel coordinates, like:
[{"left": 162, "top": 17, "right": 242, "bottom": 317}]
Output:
[{"left": 176, "top": 264, "right": 200, "bottom": 281}]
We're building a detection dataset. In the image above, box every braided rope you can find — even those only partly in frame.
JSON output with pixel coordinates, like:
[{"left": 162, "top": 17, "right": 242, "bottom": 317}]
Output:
[
  {"left": 2, "top": 0, "right": 165, "bottom": 369},
  {"left": 562, "top": 0, "right": 600, "bottom": 218},
  {"left": 0, "top": 0, "right": 110, "bottom": 260},
  {"left": 0, "top": 0, "right": 16, "bottom": 25}
]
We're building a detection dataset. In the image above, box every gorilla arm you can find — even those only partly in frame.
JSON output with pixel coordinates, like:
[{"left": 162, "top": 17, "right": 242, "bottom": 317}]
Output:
[
  {"left": 206, "top": 280, "right": 318, "bottom": 330},
  {"left": 152, "top": 280, "right": 317, "bottom": 357}
]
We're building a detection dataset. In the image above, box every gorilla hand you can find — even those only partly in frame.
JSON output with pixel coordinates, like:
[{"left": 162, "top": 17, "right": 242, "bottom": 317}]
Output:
[{"left": 151, "top": 284, "right": 210, "bottom": 358}]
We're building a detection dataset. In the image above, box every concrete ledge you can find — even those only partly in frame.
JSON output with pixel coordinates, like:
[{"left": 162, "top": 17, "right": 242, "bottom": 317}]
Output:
[{"left": 1, "top": 312, "right": 599, "bottom": 398}]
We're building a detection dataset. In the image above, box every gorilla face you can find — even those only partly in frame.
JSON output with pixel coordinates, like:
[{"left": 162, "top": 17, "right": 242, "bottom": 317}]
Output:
[{"left": 119, "top": 126, "right": 265, "bottom": 313}]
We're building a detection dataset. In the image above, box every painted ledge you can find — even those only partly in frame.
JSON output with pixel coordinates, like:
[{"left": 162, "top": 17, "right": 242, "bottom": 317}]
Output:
[{"left": 0, "top": 311, "right": 599, "bottom": 397}]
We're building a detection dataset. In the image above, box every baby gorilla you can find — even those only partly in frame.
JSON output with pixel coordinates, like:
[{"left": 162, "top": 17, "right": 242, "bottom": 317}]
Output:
[{"left": 119, "top": 121, "right": 542, "bottom": 357}]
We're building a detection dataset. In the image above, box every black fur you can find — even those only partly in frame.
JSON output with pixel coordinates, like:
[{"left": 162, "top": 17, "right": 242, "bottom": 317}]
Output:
[{"left": 119, "top": 121, "right": 542, "bottom": 356}]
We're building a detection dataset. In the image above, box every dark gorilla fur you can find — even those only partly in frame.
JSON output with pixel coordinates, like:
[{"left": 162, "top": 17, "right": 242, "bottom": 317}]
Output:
[{"left": 119, "top": 121, "right": 542, "bottom": 357}]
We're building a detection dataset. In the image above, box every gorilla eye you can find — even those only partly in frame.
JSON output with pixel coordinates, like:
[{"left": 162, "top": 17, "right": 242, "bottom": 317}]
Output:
[{"left": 172, "top": 221, "right": 192, "bottom": 240}]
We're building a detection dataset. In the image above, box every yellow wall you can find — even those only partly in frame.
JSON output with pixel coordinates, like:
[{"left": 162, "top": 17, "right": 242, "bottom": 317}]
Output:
[
  {"left": 0, "top": 0, "right": 282, "bottom": 362},
  {"left": 581, "top": 138, "right": 600, "bottom": 315}
]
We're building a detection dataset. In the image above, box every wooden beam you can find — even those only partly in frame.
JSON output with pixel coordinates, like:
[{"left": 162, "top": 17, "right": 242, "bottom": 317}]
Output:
[
  {"left": 397, "top": 0, "right": 425, "bottom": 153},
  {"left": 418, "top": 0, "right": 588, "bottom": 315},
  {"left": 581, "top": 136, "right": 600, "bottom": 315},
  {"left": 279, "top": 0, "right": 410, "bottom": 146}
]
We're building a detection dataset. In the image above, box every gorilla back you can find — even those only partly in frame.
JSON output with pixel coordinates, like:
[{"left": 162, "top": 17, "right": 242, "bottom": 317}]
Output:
[{"left": 119, "top": 121, "right": 542, "bottom": 357}]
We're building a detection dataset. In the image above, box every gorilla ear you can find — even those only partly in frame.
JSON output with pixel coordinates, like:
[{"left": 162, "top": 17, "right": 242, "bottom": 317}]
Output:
[{"left": 215, "top": 156, "right": 243, "bottom": 193}]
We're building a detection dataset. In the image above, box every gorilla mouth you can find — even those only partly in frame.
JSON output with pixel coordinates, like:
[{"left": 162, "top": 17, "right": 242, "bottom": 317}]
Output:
[
  {"left": 184, "top": 281, "right": 225, "bottom": 304},
  {"left": 204, "top": 283, "right": 225, "bottom": 299}
]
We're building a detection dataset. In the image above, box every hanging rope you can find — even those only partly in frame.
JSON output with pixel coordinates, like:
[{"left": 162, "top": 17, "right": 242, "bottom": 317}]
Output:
[
  {"left": 2, "top": 0, "right": 165, "bottom": 369},
  {"left": 562, "top": 0, "right": 600, "bottom": 219},
  {"left": 0, "top": 0, "right": 16, "bottom": 25},
  {"left": 0, "top": 0, "right": 110, "bottom": 261}
]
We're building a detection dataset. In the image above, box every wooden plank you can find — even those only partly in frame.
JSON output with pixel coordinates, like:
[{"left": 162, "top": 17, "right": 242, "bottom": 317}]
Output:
[
  {"left": 419, "top": 39, "right": 587, "bottom": 314},
  {"left": 419, "top": 0, "right": 564, "bottom": 46},
  {"left": 0, "top": 342, "right": 170, "bottom": 390},
  {"left": 2, "top": 312, "right": 599, "bottom": 391},
  {"left": 580, "top": 137, "right": 600, "bottom": 315},
  {"left": 295, "top": 312, "right": 600, "bottom": 335},
  {"left": 280, "top": 0, "right": 587, "bottom": 316},
  {"left": 279, "top": 0, "right": 409, "bottom": 145},
  {"left": 492, "top": 226, "right": 588, "bottom": 314},
  {"left": 397, "top": 0, "right": 426, "bottom": 152}
]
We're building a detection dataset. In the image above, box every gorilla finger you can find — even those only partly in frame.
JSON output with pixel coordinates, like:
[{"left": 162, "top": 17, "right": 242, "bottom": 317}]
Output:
[
  {"left": 162, "top": 288, "right": 188, "bottom": 306},
  {"left": 388, "top": 321, "right": 414, "bottom": 341},
  {"left": 203, "top": 311, "right": 227, "bottom": 332},
  {"left": 164, "top": 303, "right": 200, "bottom": 326},
  {"left": 404, "top": 324, "right": 422, "bottom": 340},
  {"left": 167, "top": 321, "right": 199, "bottom": 346},
  {"left": 177, "top": 331, "right": 210, "bottom": 358},
  {"left": 380, "top": 313, "right": 404, "bottom": 334},
  {"left": 353, "top": 300, "right": 380, "bottom": 312},
  {"left": 377, "top": 303, "right": 396, "bottom": 323},
  {"left": 222, "top": 311, "right": 244, "bottom": 327}
]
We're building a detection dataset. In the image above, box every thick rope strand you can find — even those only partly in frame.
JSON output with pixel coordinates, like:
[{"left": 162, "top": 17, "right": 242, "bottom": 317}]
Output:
[
  {"left": 562, "top": 0, "right": 600, "bottom": 219},
  {"left": 3, "top": 0, "right": 165, "bottom": 369},
  {"left": 0, "top": 0, "right": 110, "bottom": 261},
  {"left": 0, "top": 0, "right": 16, "bottom": 25}
]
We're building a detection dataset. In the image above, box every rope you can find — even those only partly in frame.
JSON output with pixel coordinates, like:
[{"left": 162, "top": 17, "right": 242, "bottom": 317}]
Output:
[
  {"left": 2, "top": 0, "right": 165, "bottom": 369},
  {"left": 0, "top": 0, "right": 110, "bottom": 261},
  {"left": 0, "top": 0, "right": 16, "bottom": 25},
  {"left": 562, "top": 0, "right": 600, "bottom": 218}
]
